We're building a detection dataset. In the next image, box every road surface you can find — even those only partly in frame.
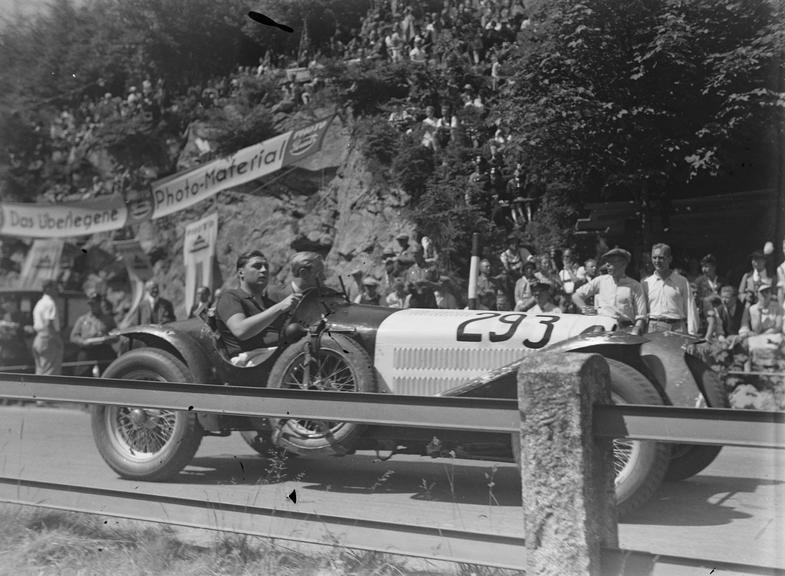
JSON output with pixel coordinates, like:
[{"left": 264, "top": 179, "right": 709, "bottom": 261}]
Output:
[{"left": 1, "top": 405, "right": 783, "bottom": 572}]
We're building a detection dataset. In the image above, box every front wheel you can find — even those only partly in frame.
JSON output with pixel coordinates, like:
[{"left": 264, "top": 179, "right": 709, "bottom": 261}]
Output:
[
  {"left": 606, "top": 359, "right": 671, "bottom": 518},
  {"left": 90, "top": 348, "right": 203, "bottom": 481},
  {"left": 267, "top": 333, "right": 376, "bottom": 456},
  {"left": 665, "top": 363, "right": 727, "bottom": 481}
]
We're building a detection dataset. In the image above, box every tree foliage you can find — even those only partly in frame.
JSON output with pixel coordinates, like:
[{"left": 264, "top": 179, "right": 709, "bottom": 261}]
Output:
[{"left": 499, "top": 0, "right": 783, "bottom": 206}]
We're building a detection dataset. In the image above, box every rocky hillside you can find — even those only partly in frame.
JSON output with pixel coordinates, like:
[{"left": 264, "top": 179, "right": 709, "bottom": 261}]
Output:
[{"left": 134, "top": 108, "right": 414, "bottom": 316}]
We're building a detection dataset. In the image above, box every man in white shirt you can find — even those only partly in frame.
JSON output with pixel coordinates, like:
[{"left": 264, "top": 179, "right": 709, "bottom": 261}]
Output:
[
  {"left": 572, "top": 248, "right": 647, "bottom": 335},
  {"left": 642, "top": 243, "right": 698, "bottom": 334},
  {"left": 32, "top": 280, "right": 63, "bottom": 375}
]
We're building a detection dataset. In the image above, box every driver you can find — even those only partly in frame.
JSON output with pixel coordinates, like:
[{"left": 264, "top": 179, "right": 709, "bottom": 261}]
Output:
[{"left": 215, "top": 250, "right": 302, "bottom": 366}]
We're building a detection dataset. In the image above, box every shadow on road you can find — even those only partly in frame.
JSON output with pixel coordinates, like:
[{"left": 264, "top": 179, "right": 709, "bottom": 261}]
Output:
[
  {"left": 623, "top": 474, "right": 783, "bottom": 527},
  {"left": 184, "top": 452, "right": 523, "bottom": 506}
]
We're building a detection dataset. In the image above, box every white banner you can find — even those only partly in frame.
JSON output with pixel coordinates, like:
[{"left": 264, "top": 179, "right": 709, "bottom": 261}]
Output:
[
  {"left": 151, "top": 134, "right": 289, "bottom": 219},
  {"left": 183, "top": 213, "right": 219, "bottom": 316},
  {"left": 0, "top": 195, "right": 127, "bottom": 238},
  {"left": 150, "top": 116, "right": 335, "bottom": 219},
  {"left": 19, "top": 238, "right": 64, "bottom": 289}
]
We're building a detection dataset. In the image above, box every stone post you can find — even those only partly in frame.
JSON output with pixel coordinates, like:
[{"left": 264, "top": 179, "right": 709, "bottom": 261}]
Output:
[{"left": 517, "top": 352, "right": 618, "bottom": 576}]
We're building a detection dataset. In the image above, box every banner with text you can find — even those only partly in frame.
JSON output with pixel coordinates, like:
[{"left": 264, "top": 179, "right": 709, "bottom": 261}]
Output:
[
  {"left": 151, "top": 115, "right": 335, "bottom": 219},
  {"left": 19, "top": 238, "right": 64, "bottom": 290},
  {"left": 183, "top": 213, "right": 219, "bottom": 316},
  {"left": 0, "top": 195, "right": 127, "bottom": 239}
]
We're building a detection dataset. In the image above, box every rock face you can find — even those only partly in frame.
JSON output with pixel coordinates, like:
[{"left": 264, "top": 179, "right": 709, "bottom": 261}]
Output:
[{"left": 142, "top": 111, "right": 415, "bottom": 318}]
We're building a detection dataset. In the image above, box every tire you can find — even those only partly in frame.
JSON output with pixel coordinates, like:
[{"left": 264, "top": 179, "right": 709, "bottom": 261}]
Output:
[
  {"left": 665, "top": 364, "right": 728, "bottom": 481},
  {"left": 90, "top": 348, "right": 203, "bottom": 481},
  {"left": 606, "top": 359, "right": 671, "bottom": 518},
  {"left": 267, "top": 333, "right": 376, "bottom": 456}
]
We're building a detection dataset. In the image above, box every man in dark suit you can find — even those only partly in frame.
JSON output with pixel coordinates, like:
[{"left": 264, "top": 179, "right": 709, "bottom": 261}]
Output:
[{"left": 137, "top": 280, "right": 175, "bottom": 325}]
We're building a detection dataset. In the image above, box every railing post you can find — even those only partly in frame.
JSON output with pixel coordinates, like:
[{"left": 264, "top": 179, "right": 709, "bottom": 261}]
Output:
[{"left": 517, "top": 352, "right": 618, "bottom": 575}]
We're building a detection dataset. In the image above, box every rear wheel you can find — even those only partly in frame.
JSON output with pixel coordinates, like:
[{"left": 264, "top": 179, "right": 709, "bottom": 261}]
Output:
[
  {"left": 267, "top": 333, "right": 376, "bottom": 456},
  {"left": 606, "top": 359, "right": 671, "bottom": 518},
  {"left": 90, "top": 348, "right": 202, "bottom": 481},
  {"left": 665, "top": 364, "right": 727, "bottom": 481}
]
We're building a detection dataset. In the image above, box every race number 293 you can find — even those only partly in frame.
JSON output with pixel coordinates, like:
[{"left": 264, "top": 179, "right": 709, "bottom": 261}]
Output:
[{"left": 455, "top": 312, "right": 560, "bottom": 349}]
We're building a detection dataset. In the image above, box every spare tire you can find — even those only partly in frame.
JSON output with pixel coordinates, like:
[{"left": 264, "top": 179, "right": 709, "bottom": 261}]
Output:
[
  {"left": 267, "top": 333, "right": 376, "bottom": 456},
  {"left": 90, "top": 348, "right": 203, "bottom": 481}
]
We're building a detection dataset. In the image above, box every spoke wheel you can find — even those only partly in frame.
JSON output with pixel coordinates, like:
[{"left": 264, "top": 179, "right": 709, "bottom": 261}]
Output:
[
  {"left": 91, "top": 348, "right": 202, "bottom": 481},
  {"left": 268, "top": 333, "right": 376, "bottom": 456},
  {"left": 606, "top": 359, "right": 670, "bottom": 518}
]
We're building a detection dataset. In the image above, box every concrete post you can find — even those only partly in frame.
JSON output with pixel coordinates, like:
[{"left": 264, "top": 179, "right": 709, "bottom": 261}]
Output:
[{"left": 517, "top": 352, "right": 618, "bottom": 576}]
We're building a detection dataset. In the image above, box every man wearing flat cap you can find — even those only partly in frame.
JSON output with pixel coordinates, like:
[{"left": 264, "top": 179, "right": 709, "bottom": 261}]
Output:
[
  {"left": 642, "top": 243, "right": 698, "bottom": 334},
  {"left": 572, "top": 247, "right": 647, "bottom": 334}
]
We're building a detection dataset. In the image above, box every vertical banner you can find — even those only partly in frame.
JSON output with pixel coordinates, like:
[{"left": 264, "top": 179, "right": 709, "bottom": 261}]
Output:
[
  {"left": 19, "top": 238, "right": 64, "bottom": 289},
  {"left": 183, "top": 213, "right": 219, "bottom": 317},
  {"left": 113, "top": 239, "right": 154, "bottom": 328}
]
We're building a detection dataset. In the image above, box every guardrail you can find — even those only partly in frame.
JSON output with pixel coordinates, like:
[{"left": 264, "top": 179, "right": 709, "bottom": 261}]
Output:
[{"left": 1, "top": 354, "right": 784, "bottom": 575}]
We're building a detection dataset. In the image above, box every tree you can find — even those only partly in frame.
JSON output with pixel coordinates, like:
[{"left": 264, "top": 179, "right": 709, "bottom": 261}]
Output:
[{"left": 498, "top": 0, "right": 783, "bottom": 247}]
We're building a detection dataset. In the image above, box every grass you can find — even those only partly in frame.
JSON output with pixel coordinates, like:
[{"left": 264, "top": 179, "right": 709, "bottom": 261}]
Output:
[{"left": 0, "top": 504, "right": 524, "bottom": 576}]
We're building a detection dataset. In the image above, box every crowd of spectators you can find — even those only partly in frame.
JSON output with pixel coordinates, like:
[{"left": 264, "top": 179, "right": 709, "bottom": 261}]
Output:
[{"left": 349, "top": 230, "right": 785, "bottom": 358}]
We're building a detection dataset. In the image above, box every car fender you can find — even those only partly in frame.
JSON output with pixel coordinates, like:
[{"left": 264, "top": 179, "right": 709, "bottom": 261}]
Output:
[
  {"left": 444, "top": 329, "right": 705, "bottom": 408},
  {"left": 114, "top": 324, "right": 214, "bottom": 384}
]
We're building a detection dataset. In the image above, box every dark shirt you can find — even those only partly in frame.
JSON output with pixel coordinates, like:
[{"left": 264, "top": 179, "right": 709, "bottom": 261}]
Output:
[{"left": 215, "top": 288, "right": 281, "bottom": 358}]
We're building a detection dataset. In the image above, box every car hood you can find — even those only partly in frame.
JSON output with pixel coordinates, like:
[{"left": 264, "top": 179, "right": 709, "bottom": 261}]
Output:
[{"left": 370, "top": 309, "right": 618, "bottom": 395}]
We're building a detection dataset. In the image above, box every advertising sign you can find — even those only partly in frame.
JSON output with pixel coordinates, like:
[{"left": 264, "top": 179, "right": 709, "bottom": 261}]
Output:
[{"left": 183, "top": 213, "right": 219, "bottom": 316}]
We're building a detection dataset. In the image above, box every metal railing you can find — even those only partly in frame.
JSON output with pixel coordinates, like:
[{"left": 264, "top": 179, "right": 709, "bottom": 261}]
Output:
[{"left": 0, "top": 370, "right": 783, "bottom": 574}]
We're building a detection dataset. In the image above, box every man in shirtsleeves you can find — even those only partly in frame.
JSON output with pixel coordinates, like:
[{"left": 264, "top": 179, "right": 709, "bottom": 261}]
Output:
[
  {"left": 642, "top": 243, "right": 699, "bottom": 334},
  {"left": 215, "top": 250, "right": 302, "bottom": 367},
  {"left": 572, "top": 248, "right": 647, "bottom": 335}
]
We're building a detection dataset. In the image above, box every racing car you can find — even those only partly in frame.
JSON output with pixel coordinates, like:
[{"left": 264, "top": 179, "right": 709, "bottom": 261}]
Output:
[{"left": 90, "top": 287, "right": 727, "bottom": 517}]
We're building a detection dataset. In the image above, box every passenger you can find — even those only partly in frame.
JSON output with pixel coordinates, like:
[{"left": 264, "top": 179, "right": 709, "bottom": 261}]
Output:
[
  {"left": 290, "top": 251, "right": 327, "bottom": 294},
  {"left": 215, "top": 250, "right": 302, "bottom": 367}
]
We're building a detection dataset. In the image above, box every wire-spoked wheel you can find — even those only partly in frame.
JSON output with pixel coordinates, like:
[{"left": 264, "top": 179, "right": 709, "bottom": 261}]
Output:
[
  {"left": 91, "top": 348, "right": 202, "bottom": 481},
  {"left": 606, "top": 359, "right": 671, "bottom": 518},
  {"left": 267, "top": 333, "right": 376, "bottom": 456}
]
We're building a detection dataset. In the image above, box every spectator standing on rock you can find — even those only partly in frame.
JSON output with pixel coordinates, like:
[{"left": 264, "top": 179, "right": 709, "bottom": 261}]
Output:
[
  {"left": 355, "top": 277, "right": 382, "bottom": 305},
  {"left": 137, "top": 280, "right": 175, "bottom": 325},
  {"left": 70, "top": 291, "right": 117, "bottom": 377},
  {"left": 32, "top": 280, "right": 63, "bottom": 376},
  {"left": 385, "top": 278, "right": 408, "bottom": 309},
  {"left": 345, "top": 268, "right": 364, "bottom": 303},
  {"left": 572, "top": 248, "right": 647, "bottom": 335},
  {"left": 642, "top": 243, "right": 698, "bottom": 335}
]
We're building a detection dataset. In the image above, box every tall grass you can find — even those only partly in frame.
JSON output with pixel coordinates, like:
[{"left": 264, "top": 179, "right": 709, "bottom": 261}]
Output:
[{"left": 0, "top": 504, "right": 523, "bottom": 576}]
